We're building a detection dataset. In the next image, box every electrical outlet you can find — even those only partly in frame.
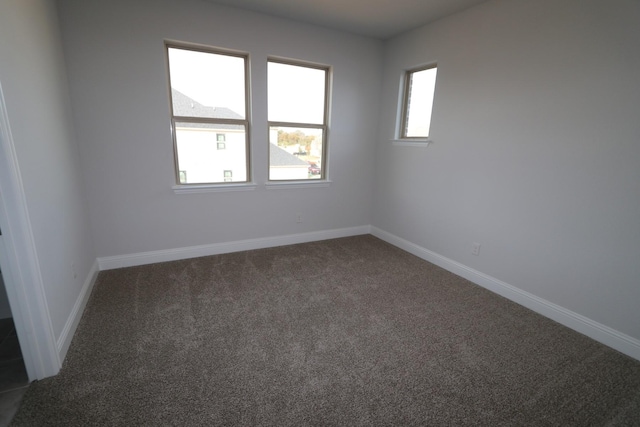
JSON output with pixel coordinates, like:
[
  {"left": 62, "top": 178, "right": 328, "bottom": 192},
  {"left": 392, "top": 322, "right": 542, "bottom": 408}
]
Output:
[
  {"left": 71, "top": 262, "right": 77, "bottom": 279},
  {"left": 472, "top": 242, "right": 481, "bottom": 256},
  {"left": 296, "top": 213, "right": 303, "bottom": 223}
]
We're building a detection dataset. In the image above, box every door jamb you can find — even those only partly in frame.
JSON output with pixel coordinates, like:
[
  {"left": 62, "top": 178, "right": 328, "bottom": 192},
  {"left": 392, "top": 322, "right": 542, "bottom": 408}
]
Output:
[{"left": 0, "top": 80, "right": 60, "bottom": 380}]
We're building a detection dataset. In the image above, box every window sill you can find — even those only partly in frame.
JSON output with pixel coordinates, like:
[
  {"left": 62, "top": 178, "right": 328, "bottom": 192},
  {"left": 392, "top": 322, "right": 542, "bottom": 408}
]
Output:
[
  {"left": 172, "top": 183, "right": 258, "bottom": 194},
  {"left": 391, "top": 139, "right": 432, "bottom": 147},
  {"left": 265, "top": 180, "right": 332, "bottom": 190}
]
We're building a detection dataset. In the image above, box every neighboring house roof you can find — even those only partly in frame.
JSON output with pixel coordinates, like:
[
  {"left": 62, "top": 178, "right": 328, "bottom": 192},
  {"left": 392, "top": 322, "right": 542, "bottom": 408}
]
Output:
[
  {"left": 171, "top": 88, "right": 243, "bottom": 130},
  {"left": 270, "top": 144, "right": 310, "bottom": 167}
]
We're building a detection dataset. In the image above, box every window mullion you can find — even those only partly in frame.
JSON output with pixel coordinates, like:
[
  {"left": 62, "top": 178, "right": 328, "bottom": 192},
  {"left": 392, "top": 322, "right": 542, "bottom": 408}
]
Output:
[{"left": 268, "top": 121, "right": 324, "bottom": 130}]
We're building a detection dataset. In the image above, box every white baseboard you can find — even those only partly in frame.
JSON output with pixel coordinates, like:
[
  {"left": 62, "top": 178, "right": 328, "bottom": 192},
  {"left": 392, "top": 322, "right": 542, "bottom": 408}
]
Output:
[
  {"left": 57, "top": 259, "right": 100, "bottom": 362},
  {"left": 98, "top": 225, "right": 372, "bottom": 271},
  {"left": 370, "top": 226, "right": 640, "bottom": 362}
]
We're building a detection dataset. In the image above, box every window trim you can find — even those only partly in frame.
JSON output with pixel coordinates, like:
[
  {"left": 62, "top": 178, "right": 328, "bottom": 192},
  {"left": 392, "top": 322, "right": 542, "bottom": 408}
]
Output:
[
  {"left": 165, "top": 41, "right": 252, "bottom": 187},
  {"left": 172, "top": 183, "right": 257, "bottom": 194},
  {"left": 397, "top": 63, "right": 437, "bottom": 143},
  {"left": 267, "top": 57, "right": 330, "bottom": 182}
]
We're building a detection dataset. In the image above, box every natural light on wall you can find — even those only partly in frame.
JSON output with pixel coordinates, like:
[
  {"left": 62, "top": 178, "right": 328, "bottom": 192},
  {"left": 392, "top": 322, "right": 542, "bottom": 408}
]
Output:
[{"left": 401, "top": 65, "right": 437, "bottom": 139}]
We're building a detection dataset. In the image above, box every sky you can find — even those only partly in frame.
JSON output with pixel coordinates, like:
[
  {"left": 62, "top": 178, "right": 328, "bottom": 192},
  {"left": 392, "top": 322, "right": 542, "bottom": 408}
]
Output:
[
  {"left": 168, "top": 47, "right": 247, "bottom": 116},
  {"left": 405, "top": 67, "right": 438, "bottom": 137},
  {"left": 168, "top": 47, "right": 326, "bottom": 123}
]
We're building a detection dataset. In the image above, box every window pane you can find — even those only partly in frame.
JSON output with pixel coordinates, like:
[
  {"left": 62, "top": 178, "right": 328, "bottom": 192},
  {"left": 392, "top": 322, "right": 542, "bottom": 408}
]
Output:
[
  {"left": 168, "top": 47, "right": 246, "bottom": 119},
  {"left": 269, "top": 126, "right": 323, "bottom": 181},
  {"left": 175, "top": 122, "right": 246, "bottom": 184},
  {"left": 404, "top": 67, "right": 437, "bottom": 138},
  {"left": 268, "top": 62, "right": 326, "bottom": 124}
]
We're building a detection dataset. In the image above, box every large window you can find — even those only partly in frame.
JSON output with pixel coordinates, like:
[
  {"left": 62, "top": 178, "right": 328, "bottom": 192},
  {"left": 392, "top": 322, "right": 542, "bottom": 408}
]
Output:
[
  {"left": 400, "top": 65, "right": 438, "bottom": 139},
  {"left": 166, "top": 43, "right": 249, "bottom": 185},
  {"left": 268, "top": 59, "right": 329, "bottom": 181}
]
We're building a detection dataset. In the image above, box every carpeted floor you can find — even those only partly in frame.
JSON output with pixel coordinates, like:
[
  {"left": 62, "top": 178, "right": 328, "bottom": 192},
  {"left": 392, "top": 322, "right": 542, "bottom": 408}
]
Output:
[{"left": 11, "top": 235, "right": 640, "bottom": 425}]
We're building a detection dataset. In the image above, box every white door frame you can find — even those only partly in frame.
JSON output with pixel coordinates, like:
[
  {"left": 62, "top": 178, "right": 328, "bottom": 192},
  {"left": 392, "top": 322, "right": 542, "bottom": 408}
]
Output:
[{"left": 0, "top": 80, "right": 60, "bottom": 380}]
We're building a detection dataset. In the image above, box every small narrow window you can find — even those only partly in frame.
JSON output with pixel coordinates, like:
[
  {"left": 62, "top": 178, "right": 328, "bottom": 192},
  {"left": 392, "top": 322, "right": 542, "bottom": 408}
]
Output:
[
  {"left": 166, "top": 43, "right": 249, "bottom": 185},
  {"left": 268, "top": 59, "right": 329, "bottom": 181},
  {"left": 401, "top": 65, "right": 437, "bottom": 139}
]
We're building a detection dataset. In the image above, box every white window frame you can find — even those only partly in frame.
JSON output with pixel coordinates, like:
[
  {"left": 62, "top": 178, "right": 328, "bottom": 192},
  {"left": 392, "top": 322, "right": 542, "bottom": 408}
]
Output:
[
  {"left": 267, "top": 58, "right": 330, "bottom": 183},
  {"left": 165, "top": 41, "right": 254, "bottom": 192}
]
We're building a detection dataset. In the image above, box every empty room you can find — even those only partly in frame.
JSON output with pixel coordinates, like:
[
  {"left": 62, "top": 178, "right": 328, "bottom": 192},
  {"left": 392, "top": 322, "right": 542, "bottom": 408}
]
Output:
[{"left": 0, "top": 0, "right": 639, "bottom": 424}]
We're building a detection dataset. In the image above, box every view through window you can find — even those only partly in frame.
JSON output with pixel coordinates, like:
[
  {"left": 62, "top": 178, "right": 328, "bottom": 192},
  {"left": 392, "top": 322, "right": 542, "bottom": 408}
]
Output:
[
  {"left": 401, "top": 65, "right": 438, "bottom": 139},
  {"left": 268, "top": 60, "right": 329, "bottom": 181},
  {"left": 166, "top": 44, "right": 249, "bottom": 184}
]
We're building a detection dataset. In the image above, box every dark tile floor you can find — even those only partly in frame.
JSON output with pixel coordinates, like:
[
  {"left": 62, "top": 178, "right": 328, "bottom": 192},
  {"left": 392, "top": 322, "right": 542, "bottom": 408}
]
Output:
[{"left": 0, "top": 318, "right": 28, "bottom": 427}]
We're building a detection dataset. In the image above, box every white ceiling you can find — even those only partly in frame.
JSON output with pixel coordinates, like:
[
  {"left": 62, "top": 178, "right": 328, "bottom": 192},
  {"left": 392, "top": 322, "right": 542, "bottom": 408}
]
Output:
[{"left": 202, "top": 0, "right": 489, "bottom": 40}]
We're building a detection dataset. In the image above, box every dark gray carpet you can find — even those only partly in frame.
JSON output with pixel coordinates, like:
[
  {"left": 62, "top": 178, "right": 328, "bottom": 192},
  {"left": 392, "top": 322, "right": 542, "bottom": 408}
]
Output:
[{"left": 11, "top": 235, "right": 640, "bottom": 425}]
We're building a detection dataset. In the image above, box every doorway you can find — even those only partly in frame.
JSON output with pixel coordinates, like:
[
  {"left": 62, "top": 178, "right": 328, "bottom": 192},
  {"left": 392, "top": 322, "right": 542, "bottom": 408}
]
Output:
[
  {"left": 0, "top": 267, "right": 28, "bottom": 424},
  {"left": 0, "top": 82, "right": 31, "bottom": 422},
  {"left": 0, "top": 79, "right": 61, "bottom": 384},
  {"left": 0, "top": 269, "right": 28, "bottom": 381}
]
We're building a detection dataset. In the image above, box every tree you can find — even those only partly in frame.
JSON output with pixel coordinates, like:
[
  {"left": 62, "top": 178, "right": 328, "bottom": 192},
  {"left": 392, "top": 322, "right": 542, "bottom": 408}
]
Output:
[{"left": 277, "top": 129, "right": 315, "bottom": 153}]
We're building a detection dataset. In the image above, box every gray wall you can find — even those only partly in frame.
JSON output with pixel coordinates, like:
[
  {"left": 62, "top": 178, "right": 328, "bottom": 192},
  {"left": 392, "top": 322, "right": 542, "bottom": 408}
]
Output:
[
  {"left": 373, "top": 0, "right": 640, "bottom": 341},
  {"left": 57, "top": 0, "right": 382, "bottom": 258},
  {"left": 0, "top": 0, "right": 95, "bottom": 343}
]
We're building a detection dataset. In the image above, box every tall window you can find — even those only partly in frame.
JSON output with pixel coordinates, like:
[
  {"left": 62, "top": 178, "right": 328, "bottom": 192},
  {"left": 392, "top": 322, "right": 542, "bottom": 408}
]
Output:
[
  {"left": 268, "top": 59, "right": 329, "bottom": 181},
  {"left": 166, "top": 43, "right": 249, "bottom": 184},
  {"left": 401, "top": 65, "right": 438, "bottom": 139}
]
